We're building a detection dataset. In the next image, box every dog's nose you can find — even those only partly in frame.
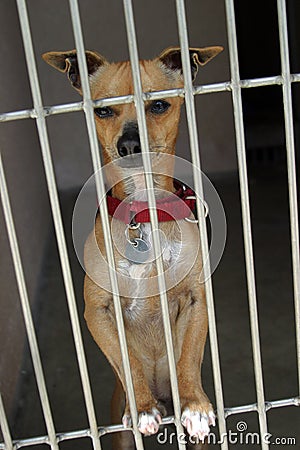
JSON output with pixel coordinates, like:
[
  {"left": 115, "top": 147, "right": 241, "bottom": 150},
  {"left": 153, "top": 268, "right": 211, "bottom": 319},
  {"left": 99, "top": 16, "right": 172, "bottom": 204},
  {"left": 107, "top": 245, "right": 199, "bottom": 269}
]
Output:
[{"left": 117, "top": 130, "right": 141, "bottom": 157}]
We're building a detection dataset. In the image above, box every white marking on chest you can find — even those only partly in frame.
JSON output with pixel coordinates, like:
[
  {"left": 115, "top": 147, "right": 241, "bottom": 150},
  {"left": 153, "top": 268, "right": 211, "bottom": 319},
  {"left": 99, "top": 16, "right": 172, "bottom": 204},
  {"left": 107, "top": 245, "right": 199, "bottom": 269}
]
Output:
[
  {"left": 118, "top": 224, "right": 182, "bottom": 274},
  {"left": 127, "top": 297, "right": 143, "bottom": 320},
  {"left": 116, "top": 180, "right": 185, "bottom": 304}
]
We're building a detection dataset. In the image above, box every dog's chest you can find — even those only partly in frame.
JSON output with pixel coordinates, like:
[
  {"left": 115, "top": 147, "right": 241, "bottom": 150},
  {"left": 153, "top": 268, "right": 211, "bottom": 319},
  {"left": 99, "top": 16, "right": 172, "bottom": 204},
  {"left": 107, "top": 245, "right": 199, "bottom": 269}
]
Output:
[
  {"left": 118, "top": 222, "right": 181, "bottom": 280},
  {"left": 122, "top": 291, "right": 180, "bottom": 331},
  {"left": 117, "top": 223, "right": 182, "bottom": 320}
]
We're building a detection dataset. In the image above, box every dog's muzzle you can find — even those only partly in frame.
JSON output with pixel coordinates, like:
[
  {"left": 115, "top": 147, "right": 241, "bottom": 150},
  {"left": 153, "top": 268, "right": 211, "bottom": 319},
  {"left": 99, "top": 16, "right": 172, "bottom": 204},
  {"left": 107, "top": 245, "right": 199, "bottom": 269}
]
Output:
[
  {"left": 116, "top": 123, "right": 143, "bottom": 167},
  {"left": 117, "top": 127, "right": 141, "bottom": 158}
]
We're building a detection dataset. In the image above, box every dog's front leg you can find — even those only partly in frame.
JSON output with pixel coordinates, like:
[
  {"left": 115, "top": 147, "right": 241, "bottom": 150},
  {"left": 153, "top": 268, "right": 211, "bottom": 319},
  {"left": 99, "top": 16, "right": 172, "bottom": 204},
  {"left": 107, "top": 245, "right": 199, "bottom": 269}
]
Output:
[
  {"left": 176, "top": 287, "right": 215, "bottom": 446},
  {"left": 84, "top": 287, "right": 162, "bottom": 437}
]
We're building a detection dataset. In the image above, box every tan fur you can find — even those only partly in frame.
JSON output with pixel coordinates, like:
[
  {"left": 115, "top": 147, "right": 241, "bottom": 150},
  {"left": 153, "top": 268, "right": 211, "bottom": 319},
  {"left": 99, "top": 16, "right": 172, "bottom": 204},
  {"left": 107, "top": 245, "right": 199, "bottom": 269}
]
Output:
[{"left": 43, "top": 46, "right": 223, "bottom": 450}]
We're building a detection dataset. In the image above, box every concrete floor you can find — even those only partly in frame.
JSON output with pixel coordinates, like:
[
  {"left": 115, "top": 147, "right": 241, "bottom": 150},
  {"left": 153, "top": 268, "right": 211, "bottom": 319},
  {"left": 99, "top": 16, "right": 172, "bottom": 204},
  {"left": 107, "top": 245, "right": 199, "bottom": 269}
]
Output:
[{"left": 7, "top": 166, "right": 300, "bottom": 449}]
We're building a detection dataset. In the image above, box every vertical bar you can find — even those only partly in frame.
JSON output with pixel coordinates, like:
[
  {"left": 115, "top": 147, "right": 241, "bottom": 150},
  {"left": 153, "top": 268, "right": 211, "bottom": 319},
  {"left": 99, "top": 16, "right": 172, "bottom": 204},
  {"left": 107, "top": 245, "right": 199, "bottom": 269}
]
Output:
[
  {"left": 277, "top": 0, "right": 300, "bottom": 394},
  {"left": 224, "top": 0, "right": 269, "bottom": 447},
  {"left": 67, "top": 2, "right": 145, "bottom": 449},
  {"left": 122, "top": 2, "right": 187, "bottom": 448},
  {"left": 0, "top": 154, "right": 58, "bottom": 450},
  {"left": 0, "top": 394, "right": 13, "bottom": 450},
  {"left": 175, "top": 1, "right": 228, "bottom": 448},
  {"left": 15, "top": 2, "right": 101, "bottom": 449}
]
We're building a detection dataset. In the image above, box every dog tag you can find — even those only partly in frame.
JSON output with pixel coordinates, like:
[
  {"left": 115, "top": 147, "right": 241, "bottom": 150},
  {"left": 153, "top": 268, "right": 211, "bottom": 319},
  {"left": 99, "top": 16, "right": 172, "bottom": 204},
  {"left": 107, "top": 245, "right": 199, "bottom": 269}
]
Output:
[{"left": 125, "top": 238, "right": 151, "bottom": 264}]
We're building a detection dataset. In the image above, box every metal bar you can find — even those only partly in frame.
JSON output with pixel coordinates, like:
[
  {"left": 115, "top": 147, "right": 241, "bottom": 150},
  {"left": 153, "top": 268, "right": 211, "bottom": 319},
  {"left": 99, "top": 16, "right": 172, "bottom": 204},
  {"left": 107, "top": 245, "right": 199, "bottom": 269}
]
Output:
[
  {"left": 277, "top": 0, "right": 300, "bottom": 395},
  {"left": 266, "top": 396, "right": 300, "bottom": 409},
  {"left": 225, "top": 396, "right": 300, "bottom": 418},
  {"left": 0, "top": 109, "right": 33, "bottom": 122},
  {"left": 2, "top": 73, "right": 300, "bottom": 123},
  {"left": 0, "top": 394, "right": 13, "bottom": 450},
  {"left": 1, "top": 395, "right": 298, "bottom": 450},
  {"left": 122, "top": 1, "right": 187, "bottom": 447},
  {"left": 0, "top": 154, "right": 58, "bottom": 450},
  {"left": 67, "top": 1, "right": 144, "bottom": 449},
  {"left": 15, "top": 2, "right": 101, "bottom": 449},
  {"left": 240, "top": 76, "right": 283, "bottom": 89},
  {"left": 224, "top": 0, "right": 269, "bottom": 447},
  {"left": 175, "top": 1, "right": 228, "bottom": 448}
]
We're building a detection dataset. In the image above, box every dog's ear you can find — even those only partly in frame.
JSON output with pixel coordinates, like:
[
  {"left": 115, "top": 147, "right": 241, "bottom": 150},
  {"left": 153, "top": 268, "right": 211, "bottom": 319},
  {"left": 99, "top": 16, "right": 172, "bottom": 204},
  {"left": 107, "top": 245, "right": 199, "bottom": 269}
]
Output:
[
  {"left": 42, "top": 50, "right": 107, "bottom": 92},
  {"left": 158, "top": 46, "right": 223, "bottom": 81}
]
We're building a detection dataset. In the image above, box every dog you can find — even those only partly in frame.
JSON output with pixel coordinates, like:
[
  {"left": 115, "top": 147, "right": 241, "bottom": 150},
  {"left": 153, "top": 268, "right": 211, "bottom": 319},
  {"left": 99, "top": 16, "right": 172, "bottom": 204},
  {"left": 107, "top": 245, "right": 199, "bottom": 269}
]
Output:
[{"left": 43, "top": 45, "right": 223, "bottom": 449}]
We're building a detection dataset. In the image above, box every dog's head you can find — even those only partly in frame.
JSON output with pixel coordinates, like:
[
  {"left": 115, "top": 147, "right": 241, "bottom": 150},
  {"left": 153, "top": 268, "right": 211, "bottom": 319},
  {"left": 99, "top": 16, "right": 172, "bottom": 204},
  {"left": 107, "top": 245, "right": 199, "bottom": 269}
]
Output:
[{"left": 43, "top": 46, "right": 222, "bottom": 166}]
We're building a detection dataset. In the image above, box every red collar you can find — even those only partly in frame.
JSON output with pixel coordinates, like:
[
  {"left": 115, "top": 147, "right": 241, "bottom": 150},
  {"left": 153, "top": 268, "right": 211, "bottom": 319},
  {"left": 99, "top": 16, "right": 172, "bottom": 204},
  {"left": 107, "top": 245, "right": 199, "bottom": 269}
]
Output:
[{"left": 106, "top": 182, "right": 196, "bottom": 224}]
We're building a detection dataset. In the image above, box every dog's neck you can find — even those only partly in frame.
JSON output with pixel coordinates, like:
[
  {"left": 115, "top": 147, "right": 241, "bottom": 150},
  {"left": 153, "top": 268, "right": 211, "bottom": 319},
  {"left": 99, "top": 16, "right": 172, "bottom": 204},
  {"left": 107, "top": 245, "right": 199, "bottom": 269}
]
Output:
[
  {"left": 107, "top": 156, "right": 175, "bottom": 201},
  {"left": 111, "top": 174, "right": 175, "bottom": 201}
]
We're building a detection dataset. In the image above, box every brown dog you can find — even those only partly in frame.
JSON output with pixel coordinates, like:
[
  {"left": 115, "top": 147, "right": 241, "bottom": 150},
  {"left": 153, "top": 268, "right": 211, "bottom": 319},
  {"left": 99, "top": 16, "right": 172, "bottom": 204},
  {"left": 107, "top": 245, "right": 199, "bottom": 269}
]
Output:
[{"left": 43, "top": 45, "right": 223, "bottom": 449}]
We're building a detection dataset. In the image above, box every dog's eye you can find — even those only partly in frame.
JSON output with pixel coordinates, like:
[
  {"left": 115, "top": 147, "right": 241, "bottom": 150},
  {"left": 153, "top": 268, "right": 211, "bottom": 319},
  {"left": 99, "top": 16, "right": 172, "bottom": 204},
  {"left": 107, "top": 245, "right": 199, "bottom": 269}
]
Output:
[
  {"left": 94, "top": 107, "right": 114, "bottom": 118},
  {"left": 150, "top": 100, "right": 170, "bottom": 115}
]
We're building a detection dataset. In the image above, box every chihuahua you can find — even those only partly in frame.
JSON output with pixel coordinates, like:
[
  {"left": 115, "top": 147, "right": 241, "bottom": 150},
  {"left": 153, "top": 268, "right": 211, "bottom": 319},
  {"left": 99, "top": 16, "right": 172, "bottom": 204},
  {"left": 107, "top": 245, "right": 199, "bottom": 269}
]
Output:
[{"left": 43, "top": 44, "right": 223, "bottom": 449}]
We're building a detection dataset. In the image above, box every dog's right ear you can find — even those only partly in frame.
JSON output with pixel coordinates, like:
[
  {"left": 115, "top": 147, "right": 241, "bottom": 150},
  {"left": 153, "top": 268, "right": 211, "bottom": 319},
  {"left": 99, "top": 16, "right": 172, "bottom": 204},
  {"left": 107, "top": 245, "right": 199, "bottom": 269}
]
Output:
[
  {"left": 158, "top": 46, "right": 223, "bottom": 81},
  {"left": 42, "top": 50, "right": 107, "bottom": 92}
]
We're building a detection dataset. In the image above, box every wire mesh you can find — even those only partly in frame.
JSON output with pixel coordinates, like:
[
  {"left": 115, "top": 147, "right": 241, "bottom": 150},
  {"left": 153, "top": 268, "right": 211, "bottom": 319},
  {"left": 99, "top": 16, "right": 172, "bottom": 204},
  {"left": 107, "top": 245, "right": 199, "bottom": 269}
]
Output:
[{"left": 0, "top": 1, "right": 299, "bottom": 449}]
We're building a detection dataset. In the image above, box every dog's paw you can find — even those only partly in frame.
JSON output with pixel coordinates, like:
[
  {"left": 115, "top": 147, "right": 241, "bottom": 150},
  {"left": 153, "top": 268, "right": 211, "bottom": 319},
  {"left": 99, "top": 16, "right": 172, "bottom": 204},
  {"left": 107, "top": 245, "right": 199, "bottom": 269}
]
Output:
[
  {"left": 122, "top": 413, "right": 132, "bottom": 428},
  {"left": 138, "top": 408, "right": 162, "bottom": 436},
  {"left": 181, "top": 407, "right": 215, "bottom": 442},
  {"left": 122, "top": 407, "right": 162, "bottom": 435}
]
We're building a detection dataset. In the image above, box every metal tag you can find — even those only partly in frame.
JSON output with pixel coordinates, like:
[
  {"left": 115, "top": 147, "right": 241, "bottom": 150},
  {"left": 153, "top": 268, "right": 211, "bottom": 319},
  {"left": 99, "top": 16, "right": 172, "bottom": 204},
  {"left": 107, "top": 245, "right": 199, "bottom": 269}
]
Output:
[{"left": 125, "top": 238, "right": 151, "bottom": 264}]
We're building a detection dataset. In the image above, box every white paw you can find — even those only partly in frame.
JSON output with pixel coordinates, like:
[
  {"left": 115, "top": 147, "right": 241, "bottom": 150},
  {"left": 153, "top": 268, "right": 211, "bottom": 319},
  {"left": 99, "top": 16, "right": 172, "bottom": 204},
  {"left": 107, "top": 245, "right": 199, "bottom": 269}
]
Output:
[
  {"left": 138, "top": 408, "right": 162, "bottom": 435},
  {"left": 122, "top": 414, "right": 132, "bottom": 428},
  {"left": 181, "top": 408, "right": 215, "bottom": 441}
]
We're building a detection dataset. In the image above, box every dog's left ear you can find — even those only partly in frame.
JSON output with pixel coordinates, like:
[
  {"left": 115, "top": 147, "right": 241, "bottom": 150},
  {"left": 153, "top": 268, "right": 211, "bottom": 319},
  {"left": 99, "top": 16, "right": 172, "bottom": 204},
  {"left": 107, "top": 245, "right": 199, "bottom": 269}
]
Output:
[
  {"left": 158, "top": 46, "right": 223, "bottom": 81},
  {"left": 42, "top": 49, "right": 107, "bottom": 92}
]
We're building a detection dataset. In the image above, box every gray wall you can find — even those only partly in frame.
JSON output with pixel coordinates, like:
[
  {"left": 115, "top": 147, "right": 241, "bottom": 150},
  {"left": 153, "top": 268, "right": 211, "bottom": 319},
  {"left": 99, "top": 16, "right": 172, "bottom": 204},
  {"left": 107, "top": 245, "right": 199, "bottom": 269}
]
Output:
[
  {"left": 0, "top": 0, "right": 235, "bottom": 415},
  {"left": 0, "top": 1, "right": 52, "bottom": 415}
]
